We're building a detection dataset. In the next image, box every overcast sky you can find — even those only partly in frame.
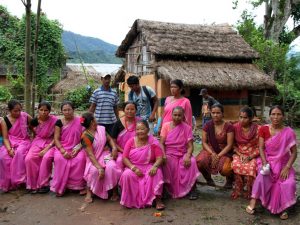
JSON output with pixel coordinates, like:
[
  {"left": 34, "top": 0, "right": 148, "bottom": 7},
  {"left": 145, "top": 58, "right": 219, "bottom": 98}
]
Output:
[{"left": 0, "top": 0, "right": 264, "bottom": 45}]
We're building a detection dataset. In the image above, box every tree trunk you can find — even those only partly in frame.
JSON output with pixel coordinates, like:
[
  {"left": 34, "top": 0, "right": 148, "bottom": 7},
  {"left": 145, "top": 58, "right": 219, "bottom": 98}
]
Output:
[
  {"left": 31, "top": 0, "right": 42, "bottom": 116},
  {"left": 24, "top": 0, "right": 32, "bottom": 113}
]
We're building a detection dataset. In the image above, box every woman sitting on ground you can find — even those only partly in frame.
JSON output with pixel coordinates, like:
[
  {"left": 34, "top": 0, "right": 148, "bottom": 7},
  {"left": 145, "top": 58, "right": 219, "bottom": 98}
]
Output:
[
  {"left": 50, "top": 101, "right": 86, "bottom": 196},
  {"left": 196, "top": 103, "right": 234, "bottom": 188},
  {"left": 246, "top": 105, "right": 297, "bottom": 220},
  {"left": 231, "top": 106, "right": 259, "bottom": 199},
  {"left": 25, "top": 101, "right": 57, "bottom": 193},
  {"left": 119, "top": 120, "right": 165, "bottom": 209},
  {"left": 160, "top": 106, "right": 200, "bottom": 200},
  {"left": 81, "top": 112, "right": 121, "bottom": 202},
  {"left": 111, "top": 101, "right": 140, "bottom": 170},
  {"left": 0, "top": 100, "right": 32, "bottom": 192}
]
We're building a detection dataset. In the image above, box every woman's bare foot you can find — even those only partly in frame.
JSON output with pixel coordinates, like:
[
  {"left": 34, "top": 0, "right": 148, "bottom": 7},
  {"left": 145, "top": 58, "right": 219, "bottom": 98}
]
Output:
[{"left": 155, "top": 197, "right": 165, "bottom": 210}]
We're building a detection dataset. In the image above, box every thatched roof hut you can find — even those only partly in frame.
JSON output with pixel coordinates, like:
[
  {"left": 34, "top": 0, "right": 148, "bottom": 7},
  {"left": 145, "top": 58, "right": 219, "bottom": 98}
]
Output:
[
  {"left": 115, "top": 19, "right": 275, "bottom": 90},
  {"left": 52, "top": 64, "right": 102, "bottom": 94}
]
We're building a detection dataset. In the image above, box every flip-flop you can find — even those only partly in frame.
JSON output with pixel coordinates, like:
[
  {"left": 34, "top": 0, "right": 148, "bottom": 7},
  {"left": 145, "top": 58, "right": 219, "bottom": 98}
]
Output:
[
  {"left": 189, "top": 191, "right": 198, "bottom": 200},
  {"left": 156, "top": 203, "right": 166, "bottom": 210},
  {"left": 245, "top": 205, "right": 255, "bottom": 215},
  {"left": 280, "top": 211, "right": 288, "bottom": 220}
]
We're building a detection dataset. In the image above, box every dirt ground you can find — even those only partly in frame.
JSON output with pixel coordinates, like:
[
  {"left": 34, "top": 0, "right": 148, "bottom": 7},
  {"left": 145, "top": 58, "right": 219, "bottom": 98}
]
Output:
[{"left": 1, "top": 131, "right": 300, "bottom": 225}]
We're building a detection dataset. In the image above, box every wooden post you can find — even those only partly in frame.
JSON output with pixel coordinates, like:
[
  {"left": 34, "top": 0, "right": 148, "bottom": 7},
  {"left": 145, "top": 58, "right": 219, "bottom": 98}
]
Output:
[{"left": 261, "top": 90, "right": 267, "bottom": 119}]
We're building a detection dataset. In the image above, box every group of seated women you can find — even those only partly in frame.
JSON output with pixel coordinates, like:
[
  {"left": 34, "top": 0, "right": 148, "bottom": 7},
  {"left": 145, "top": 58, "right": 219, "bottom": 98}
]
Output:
[{"left": 0, "top": 97, "right": 297, "bottom": 220}]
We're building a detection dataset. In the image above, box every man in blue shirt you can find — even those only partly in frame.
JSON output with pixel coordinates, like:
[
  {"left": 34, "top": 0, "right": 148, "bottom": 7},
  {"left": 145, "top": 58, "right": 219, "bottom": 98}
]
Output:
[
  {"left": 127, "top": 75, "right": 158, "bottom": 122},
  {"left": 89, "top": 74, "right": 119, "bottom": 135}
]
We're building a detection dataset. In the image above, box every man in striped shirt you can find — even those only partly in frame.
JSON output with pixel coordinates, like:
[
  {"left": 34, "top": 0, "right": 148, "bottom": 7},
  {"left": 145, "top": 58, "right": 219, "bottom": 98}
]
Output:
[{"left": 89, "top": 74, "right": 119, "bottom": 135}]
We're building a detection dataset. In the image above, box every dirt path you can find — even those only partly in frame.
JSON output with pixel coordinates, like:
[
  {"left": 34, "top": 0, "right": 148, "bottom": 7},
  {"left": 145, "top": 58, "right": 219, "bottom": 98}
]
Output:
[{"left": 1, "top": 174, "right": 299, "bottom": 225}]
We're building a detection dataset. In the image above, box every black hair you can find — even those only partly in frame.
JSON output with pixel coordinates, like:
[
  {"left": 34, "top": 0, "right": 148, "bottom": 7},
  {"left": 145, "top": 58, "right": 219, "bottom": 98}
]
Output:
[
  {"left": 269, "top": 105, "right": 285, "bottom": 116},
  {"left": 38, "top": 101, "right": 51, "bottom": 111},
  {"left": 172, "top": 106, "right": 185, "bottom": 114},
  {"left": 123, "top": 101, "right": 137, "bottom": 111},
  {"left": 211, "top": 103, "right": 224, "bottom": 113},
  {"left": 81, "top": 112, "right": 95, "bottom": 129},
  {"left": 127, "top": 76, "right": 140, "bottom": 85},
  {"left": 170, "top": 79, "right": 185, "bottom": 95},
  {"left": 60, "top": 101, "right": 75, "bottom": 111},
  {"left": 8, "top": 99, "right": 21, "bottom": 111},
  {"left": 240, "top": 106, "right": 254, "bottom": 119},
  {"left": 136, "top": 119, "right": 149, "bottom": 130}
]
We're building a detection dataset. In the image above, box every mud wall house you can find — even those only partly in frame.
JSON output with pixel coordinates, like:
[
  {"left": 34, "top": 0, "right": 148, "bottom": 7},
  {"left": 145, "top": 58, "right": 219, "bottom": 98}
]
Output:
[
  {"left": 115, "top": 19, "right": 276, "bottom": 120},
  {"left": 0, "top": 65, "right": 18, "bottom": 85}
]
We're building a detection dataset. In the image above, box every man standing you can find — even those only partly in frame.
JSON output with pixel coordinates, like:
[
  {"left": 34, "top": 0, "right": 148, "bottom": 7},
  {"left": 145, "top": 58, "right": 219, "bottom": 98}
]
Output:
[
  {"left": 89, "top": 74, "right": 119, "bottom": 135},
  {"left": 199, "top": 88, "right": 218, "bottom": 127},
  {"left": 127, "top": 75, "right": 158, "bottom": 122}
]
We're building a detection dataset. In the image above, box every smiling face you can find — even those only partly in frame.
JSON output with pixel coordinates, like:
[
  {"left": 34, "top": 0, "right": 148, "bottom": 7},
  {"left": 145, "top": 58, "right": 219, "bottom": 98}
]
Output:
[
  {"left": 211, "top": 106, "right": 223, "bottom": 123},
  {"left": 136, "top": 122, "right": 149, "bottom": 139},
  {"left": 10, "top": 104, "right": 22, "bottom": 119},
  {"left": 269, "top": 108, "right": 284, "bottom": 126},
  {"left": 38, "top": 105, "right": 50, "bottom": 120},
  {"left": 124, "top": 103, "right": 136, "bottom": 118}
]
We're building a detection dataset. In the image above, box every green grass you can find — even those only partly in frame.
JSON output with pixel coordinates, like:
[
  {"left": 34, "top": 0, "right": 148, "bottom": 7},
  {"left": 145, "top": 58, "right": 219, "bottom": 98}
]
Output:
[{"left": 295, "top": 128, "right": 300, "bottom": 141}]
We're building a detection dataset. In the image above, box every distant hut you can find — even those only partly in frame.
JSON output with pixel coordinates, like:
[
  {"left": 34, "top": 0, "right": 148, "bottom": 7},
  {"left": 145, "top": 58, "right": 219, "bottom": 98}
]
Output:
[{"left": 115, "top": 19, "right": 276, "bottom": 120}]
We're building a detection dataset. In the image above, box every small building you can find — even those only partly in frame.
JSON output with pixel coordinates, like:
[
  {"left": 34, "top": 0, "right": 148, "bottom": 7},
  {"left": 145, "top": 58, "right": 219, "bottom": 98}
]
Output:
[{"left": 115, "top": 19, "right": 276, "bottom": 120}]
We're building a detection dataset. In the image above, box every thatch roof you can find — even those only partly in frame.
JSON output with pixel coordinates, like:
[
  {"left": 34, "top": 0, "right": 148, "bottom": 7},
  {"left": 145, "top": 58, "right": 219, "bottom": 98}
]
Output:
[
  {"left": 52, "top": 65, "right": 103, "bottom": 94},
  {"left": 156, "top": 60, "right": 275, "bottom": 90},
  {"left": 116, "top": 19, "right": 259, "bottom": 60}
]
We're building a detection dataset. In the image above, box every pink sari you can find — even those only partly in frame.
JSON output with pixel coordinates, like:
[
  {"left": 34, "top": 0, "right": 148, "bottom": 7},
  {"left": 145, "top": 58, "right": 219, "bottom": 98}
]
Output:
[
  {"left": 0, "top": 112, "right": 31, "bottom": 191},
  {"left": 119, "top": 136, "right": 164, "bottom": 208},
  {"left": 163, "top": 122, "right": 200, "bottom": 198},
  {"left": 162, "top": 97, "right": 192, "bottom": 127},
  {"left": 251, "top": 127, "right": 297, "bottom": 214},
  {"left": 115, "top": 121, "right": 137, "bottom": 170},
  {"left": 84, "top": 126, "right": 122, "bottom": 199},
  {"left": 25, "top": 115, "right": 57, "bottom": 190},
  {"left": 50, "top": 117, "right": 86, "bottom": 195}
]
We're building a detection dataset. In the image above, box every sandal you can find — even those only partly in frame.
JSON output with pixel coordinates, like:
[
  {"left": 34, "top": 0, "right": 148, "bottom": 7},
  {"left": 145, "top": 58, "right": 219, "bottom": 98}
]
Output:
[
  {"left": 280, "top": 211, "right": 288, "bottom": 220},
  {"left": 189, "top": 191, "right": 198, "bottom": 200},
  {"left": 156, "top": 202, "right": 166, "bottom": 210},
  {"left": 245, "top": 205, "right": 255, "bottom": 215}
]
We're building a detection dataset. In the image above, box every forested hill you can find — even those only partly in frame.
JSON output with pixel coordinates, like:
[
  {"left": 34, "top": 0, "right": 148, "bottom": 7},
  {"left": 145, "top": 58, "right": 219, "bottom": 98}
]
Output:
[{"left": 62, "top": 31, "right": 123, "bottom": 64}]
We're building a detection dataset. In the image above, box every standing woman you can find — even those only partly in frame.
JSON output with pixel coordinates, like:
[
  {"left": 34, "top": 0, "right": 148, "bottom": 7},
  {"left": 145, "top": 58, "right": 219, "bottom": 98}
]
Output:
[
  {"left": 119, "top": 120, "right": 165, "bottom": 209},
  {"left": 81, "top": 112, "right": 121, "bottom": 202},
  {"left": 50, "top": 101, "right": 86, "bottom": 196},
  {"left": 196, "top": 103, "right": 234, "bottom": 188},
  {"left": 246, "top": 105, "right": 297, "bottom": 220},
  {"left": 160, "top": 106, "right": 200, "bottom": 200},
  {"left": 231, "top": 106, "right": 260, "bottom": 199},
  {"left": 161, "top": 79, "right": 192, "bottom": 129},
  {"left": 0, "top": 100, "right": 32, "bottom": 192},
  {"left": 25, "top": 101, "right": 57, "bottom": 193},
  {"left": 111, "top": 101, "right": 140, "bottom": 169}
]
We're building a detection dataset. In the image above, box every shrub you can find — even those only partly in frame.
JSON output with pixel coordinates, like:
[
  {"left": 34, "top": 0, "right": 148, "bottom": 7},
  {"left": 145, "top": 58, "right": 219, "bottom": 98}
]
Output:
[
  {"left": 66, "top": 85, "right": 95, "bottom": 110},
  {"left": 0, "top": 86, "right": 12, "bottom": 102}
]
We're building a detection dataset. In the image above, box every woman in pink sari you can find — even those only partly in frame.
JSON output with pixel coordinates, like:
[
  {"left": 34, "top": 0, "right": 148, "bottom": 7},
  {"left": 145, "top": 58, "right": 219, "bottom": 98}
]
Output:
[
  {"left": 81, "top": 112, "right": 121, "bottom": 202},
  {"left": 25, "top": 101, "right": 57, "bottom": 193},
  {"left": 111, "top": 101, "right": 140, "bottom": 170},
  {"left": 119, "top": 120, "right": 165, "bottom": 209},
  {"left": 0, "top": 100, "right": 32, "bottom": 192},
  {"left": 160, "top": 79, "right": 192, "bottom": 133},
  {"left": 232, "top": 106, "right": 259, "bottom": 199},
  {"left": 246, "top": 106, "right": 297, "bottom": 220},
  {"left": 50, "top": 101, "right": 86, "bottom": 196},
  {"left": 160, "top": 106, "right": 200, "bottom": 200}
]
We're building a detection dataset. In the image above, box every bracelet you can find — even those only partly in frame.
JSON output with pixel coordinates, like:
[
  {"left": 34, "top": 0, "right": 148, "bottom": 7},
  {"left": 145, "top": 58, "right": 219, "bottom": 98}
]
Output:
[{"left": 63, "top": 151, "right": 68, "bottom": 156}]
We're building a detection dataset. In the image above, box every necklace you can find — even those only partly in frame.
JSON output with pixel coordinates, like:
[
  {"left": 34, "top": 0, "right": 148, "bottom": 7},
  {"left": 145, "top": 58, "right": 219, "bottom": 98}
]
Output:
[{"left": 124, "top": 117, "right": 136, "bottom": 132}]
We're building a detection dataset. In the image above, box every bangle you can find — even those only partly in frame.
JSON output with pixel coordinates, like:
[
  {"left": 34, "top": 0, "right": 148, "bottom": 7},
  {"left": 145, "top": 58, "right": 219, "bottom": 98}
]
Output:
[
  {"left": 63, "top": 151, "right": 68, "bottom": 156},
  {"left": 112, "top": 147, "right": 117, "bottom": 151}
]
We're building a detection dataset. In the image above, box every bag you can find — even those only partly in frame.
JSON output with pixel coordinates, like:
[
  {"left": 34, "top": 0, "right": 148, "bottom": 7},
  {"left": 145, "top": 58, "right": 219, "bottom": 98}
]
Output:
[{"left": 129, "top": 86, "right": 154, "bottom": 110}]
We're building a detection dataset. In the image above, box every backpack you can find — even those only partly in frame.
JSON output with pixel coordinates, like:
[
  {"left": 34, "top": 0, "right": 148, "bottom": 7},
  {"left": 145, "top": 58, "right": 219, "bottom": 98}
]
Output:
[{"left": 129, "top": 86, "right": 154, "bottom": 110}]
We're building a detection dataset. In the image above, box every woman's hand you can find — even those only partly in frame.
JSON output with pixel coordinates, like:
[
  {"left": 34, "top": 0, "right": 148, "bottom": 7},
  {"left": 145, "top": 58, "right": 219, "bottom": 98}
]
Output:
[
  {"left": 149, "top": 166, "right": 158, "bottom": 176},
  {"left": 183, "top": 154, "right": 191, "bottom": 168},
  {"left": 280, "top": 165, "right": 290, "bottom": 180},
  {"left": 39, "top": 148, "right": 48, "bottom": 157},
  {"left": 132, "top": 167, "right": 143, "bottom": 177},
  {"left": 71, "top": 148, "right": 80, "bottom": 158},
  {"left": 98, "top": 168, "right": 105, "bottom": 179},
  {"left": 61, "top": 150, "right": 71, "bottom": 159},
  {"left": 111, "top": 148, "right": 118, "bottom": 160},
  {"left": 211, "top": 153, "right": 219, "bottom": 169},
  {"left": 8, "top": 148, "right": 15, "bottom": 157},
  {"left": 162, "top": 155, "right": 167, "bottom": 165},
  {"left": 240, "top": 155, "right": 251, "bottom": 163}
]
